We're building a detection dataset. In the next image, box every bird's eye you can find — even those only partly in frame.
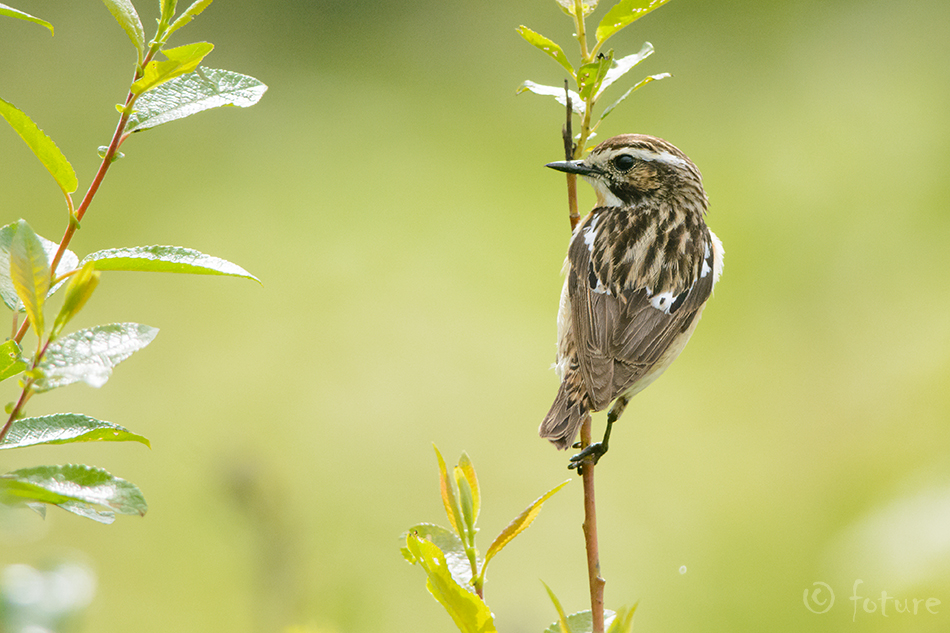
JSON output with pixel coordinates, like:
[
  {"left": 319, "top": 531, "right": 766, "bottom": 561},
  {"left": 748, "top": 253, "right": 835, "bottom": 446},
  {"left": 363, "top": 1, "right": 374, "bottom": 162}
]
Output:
[{"left": 612, "top": 154, "right": 636, "bottom": 171}]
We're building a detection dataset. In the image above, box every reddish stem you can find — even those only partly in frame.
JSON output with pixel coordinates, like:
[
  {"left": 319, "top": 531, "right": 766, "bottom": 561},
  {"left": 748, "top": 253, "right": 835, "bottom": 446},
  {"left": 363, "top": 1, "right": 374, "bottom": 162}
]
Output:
[{"left": 580, "top": 417, "right": 606, "bottom": 633}]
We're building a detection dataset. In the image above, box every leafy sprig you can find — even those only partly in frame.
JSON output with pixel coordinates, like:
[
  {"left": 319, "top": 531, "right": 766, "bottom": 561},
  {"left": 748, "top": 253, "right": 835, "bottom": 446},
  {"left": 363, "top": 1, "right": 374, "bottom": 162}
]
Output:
[
  {"left": 401, "top": 446, "right": 569, "bottom": 631},
  {"left": 0, "top": 0, "right": 265, "bottom": 522},
  {"left": 517, "top": 0, "right": 673, "bottom": 159}
]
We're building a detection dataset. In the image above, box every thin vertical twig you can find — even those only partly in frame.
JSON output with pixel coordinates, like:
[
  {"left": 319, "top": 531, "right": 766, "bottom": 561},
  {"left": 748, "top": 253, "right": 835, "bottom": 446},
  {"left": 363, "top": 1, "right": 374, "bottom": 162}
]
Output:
[
  {"left": 562, "top": 81, "right": 580, "bottom": 231},
  {"left": 562, "top": 77, "right": 605, "bottom": 633},
  {"left": 580, "top": 417, "right": 605, "bottom": 633}
]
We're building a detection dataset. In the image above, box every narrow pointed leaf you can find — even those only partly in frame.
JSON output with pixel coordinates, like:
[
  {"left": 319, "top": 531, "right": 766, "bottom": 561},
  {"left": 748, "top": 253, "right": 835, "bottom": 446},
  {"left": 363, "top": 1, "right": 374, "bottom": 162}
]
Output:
[
  {"left": 433, "top": 444, "right": 463, "bottom": 536},
  {"left": 51, "top": 263, "right": 100, "bottom": 338},
  {"left": 541, "top": 580, "right": 572, "bottom": 633},
  {"left": 606, "top": 605, "right": 637, "bottom": 633},
  {"left": 516, "top": 26, "right": 574, "bottom": 77},
  {"left": 126, "top": 68, "right": 266, "bottom": 133},
  {"left": 34, "top": 323, "right": 159, "bottom": 393},
  {"left": 131, "top": 42, "right": 214, "bottom": 95},
  {"left": 0, "top": 3, "right": 54, "bottom": 34},
  {"left": 454, "top": 466, "right": 476, "bottom": 544},
  {"left": 596, "top": 0, "right": 675, "bottom": 46},
  {"left": 0, "top": 340, "right": 26, "bottom": 382},
  {"left": 594, "top": 42, "right": 654, "bottom": 98},
  {"left": 9, "top": 220, "right": 49, "bottom": 337},
  {"left": 0, "top": 413, "right": 150, "bottom": 450},
  {"left": 402, "top": 523, "right": 479, "bottom": 590},
  {"left": 404, "top": 534, "right": 497, "bottom": 633},
  {"left": 599, "top": 73, "right": 670, "bottom": 121},
  {"left": 0, "top": 223, "right": 80, "bottom": 310},
  {"left": 99, "top": 0, "right": 145, "bottom": 61},
  {"left": 517, "top": 81, "right": 584, "bottom": 116},
  {"left": 483, "top": 480, "right": 569, "bottom": 566},
  {"left": 0, "top": 98, "right": 77, "bottom": 197},
  {"left": 0, "top": 464, "right": 147, "bottom": 517},
  {"left": 165, "top": 0, "right": 214, "bottom": 39},
  {"left": 80, "top": 245, "right": 259, "bottom": 282},
  {"left": 543, "top": 610, "right": 619, "bottom": 633},
  {"left": 160, "top": 0, "right": 178, "bottom": 23},
  {"left": 457, "top": 452, "right": 479, "bottom": 525}
]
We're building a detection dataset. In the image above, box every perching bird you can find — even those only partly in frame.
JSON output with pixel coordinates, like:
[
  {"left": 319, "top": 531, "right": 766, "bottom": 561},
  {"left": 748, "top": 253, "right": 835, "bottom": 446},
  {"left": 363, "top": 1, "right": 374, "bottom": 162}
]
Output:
[{"left": 540, "top": 134, "right": 723, "bottom": 469}]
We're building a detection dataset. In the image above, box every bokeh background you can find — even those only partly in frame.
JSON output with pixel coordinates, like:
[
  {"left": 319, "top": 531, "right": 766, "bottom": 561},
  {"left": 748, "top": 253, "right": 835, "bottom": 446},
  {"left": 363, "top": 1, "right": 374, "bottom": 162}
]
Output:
[{"left": 2, "top": 0, "right": 950, "bottom": 631}]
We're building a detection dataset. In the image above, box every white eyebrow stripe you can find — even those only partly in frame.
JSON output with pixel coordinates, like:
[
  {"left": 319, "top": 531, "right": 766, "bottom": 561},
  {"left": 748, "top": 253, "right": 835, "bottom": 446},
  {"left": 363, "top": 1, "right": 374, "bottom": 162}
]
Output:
[{"left": 626, "top": 148, "right": 689, "bottom": 169}]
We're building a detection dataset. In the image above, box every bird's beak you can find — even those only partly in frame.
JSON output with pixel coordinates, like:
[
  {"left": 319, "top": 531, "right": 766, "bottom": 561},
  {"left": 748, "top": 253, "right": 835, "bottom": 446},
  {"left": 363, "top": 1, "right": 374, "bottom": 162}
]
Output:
[{"left": 545, "top": 159, "right": 601, "bottom": 177}]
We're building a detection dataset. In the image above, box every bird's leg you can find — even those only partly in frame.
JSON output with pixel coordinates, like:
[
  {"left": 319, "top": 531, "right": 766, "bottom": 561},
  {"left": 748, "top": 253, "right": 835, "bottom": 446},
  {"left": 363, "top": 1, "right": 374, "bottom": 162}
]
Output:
[{"left": 569, "top": 395, "right": 629, "bottom": 472}]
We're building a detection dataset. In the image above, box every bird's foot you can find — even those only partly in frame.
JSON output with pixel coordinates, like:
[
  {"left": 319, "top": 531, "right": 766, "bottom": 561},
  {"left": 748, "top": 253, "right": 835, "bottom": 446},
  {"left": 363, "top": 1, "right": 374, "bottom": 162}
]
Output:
[{"left": 568, "top": 441, "right": 608, "bottom": 474}]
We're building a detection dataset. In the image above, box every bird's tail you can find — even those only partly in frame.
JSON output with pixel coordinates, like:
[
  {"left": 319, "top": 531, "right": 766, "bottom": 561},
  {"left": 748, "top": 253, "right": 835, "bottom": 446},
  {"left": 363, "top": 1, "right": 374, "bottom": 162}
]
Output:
[{"left": 539, "top": 381, "right": 590, "bottom": 450}]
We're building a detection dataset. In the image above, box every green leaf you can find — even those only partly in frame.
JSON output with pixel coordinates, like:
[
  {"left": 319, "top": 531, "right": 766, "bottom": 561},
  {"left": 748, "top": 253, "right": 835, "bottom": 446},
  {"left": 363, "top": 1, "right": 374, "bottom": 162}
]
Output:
[
  {"left": 403, "top": 534, "right": 497, "bottom": 633},
  {"left": 599, "top": 73, "right": 669, "bottom": 121},
  {"left": 125, "top": 67, "right": 267, "bottom": 133},
  {"left": 516, "top": 26, "right": 574, "bottom": 77},
  {"left": 9, "top": 220, "right": 50, "bottom": 338},
  {"left": 165, "top": 0, "right": 214, "bottom": 40},
  {"left": 594, "top": 42, "right": 653, "bottom": 99},
  {"left": 160, "top": 0, "right": 178, "bottom": 22},
  {"left": 0, "top": 222, "right": 80, "bottom": 310},
  {"left": 554, "top": 0, "right": 598, "bottom": 18},
  {"left": 543, "top": 610, "right": 620, "bottom": 633},
  {"left": 457, "top": 452, "right": 479, "bottom": 527},
  {"left": 434, "top": 444, "right": 463, "bottom": 537},
  {"left": 0, "top": 3, "right": 54, "bottom": 35},
  {"left": 606, "top": 605, "right": 637, "bottom": 633},
  {"left": 130, "top": 42, "right": 214, "bottom": 95},
  {"left": 517, "top": 81, "right": 585, "bottom": 116},
  {"left": 57, "top": 500, "right": 116, "bottom": 524},
  {"left": 0, "top": 413, "right": 150, "bottom": 450},
  {"left": 577, "top": 52, "right": 612, "bottom": 101},
  {"left": 0, "top": 464, "right": 147, "bottom": 518},
  {"left": 80, "top": 244, "right": 260, "bottom": 282},
  {"left": 0, "top": 340, "right": 26, "bottom": 382},
  {"left": 596, "top": 0, "right": 675, "bottom": 47},
  {"left": 51, "top": 262, "right": 100, "bottom": 338},
  {"left": 455, "top": 466, "right": 476, "bottom": 544},
  {"left": 34, "top": 323, "right": 159, "bottom": 393},
  {"left": 402, "top": 523, "right": 479, "bottom": 590},
  {"left": 542, "top": 580, "right": 572, "bottom": 633},
  {"left": 483, "top": 480, "right": 569, "bottom": 566},
  {"left": 0, "top": 97, "right": 78, "bottom": 197},
  {"left": 99, "top": 0, "right": 145, "bottom": 62}
]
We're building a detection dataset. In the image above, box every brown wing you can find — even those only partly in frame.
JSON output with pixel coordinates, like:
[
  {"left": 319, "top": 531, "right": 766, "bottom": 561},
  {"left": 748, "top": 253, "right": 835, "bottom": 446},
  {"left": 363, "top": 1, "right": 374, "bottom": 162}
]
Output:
[{"left": 567, "top": 213, "right": 714, "bottom": 410}]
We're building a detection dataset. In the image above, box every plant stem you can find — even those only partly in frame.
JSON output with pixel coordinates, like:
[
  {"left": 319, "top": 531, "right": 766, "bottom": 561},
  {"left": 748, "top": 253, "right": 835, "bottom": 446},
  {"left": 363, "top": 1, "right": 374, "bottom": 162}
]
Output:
[
  {"left": 567, "top": 9, "right": 605, "bottom": 629},
  {"left": 0, "top": 336, "right": 50, "bottom": 444},
  {"left": 563, "top": 82, "right": 579, "bottom": 231},
  {"left": 16, "top": 51, "right": 156, "bottom": 347},
  {"left": 580, "top": 416, "right": 606, "bottom": 633},
  {"left": 573, "top": 0, "right": 590, "bottom": 61}
]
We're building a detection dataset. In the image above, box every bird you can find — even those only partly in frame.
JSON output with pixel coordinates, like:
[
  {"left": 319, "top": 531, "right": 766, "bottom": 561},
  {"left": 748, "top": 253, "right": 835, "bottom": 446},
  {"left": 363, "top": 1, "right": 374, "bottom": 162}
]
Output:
[{"left": 539, "top": 133, "right": 723, "bottom": 470}]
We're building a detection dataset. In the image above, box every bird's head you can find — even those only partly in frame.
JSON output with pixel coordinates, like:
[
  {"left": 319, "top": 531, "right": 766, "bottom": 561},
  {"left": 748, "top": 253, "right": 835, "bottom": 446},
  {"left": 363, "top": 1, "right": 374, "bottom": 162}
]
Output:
[{"left": 547, "top": 134, "right": 706, "bottom": 209}]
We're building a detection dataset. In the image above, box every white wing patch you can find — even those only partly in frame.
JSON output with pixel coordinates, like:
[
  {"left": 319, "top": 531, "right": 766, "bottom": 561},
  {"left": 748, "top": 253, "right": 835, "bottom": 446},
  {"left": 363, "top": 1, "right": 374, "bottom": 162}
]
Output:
[
  {"left": 583, "top": 214, "right": 600, "bottom": 251},
  {"left": 648, "top": 290, "right": 676, "bottom": 313}
]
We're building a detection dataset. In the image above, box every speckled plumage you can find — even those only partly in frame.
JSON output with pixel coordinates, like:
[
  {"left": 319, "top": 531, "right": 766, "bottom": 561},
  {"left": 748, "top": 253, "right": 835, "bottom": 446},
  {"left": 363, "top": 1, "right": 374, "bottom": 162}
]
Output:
[{"left": 540, "top": 134, "right": 724, "bottom": 451}]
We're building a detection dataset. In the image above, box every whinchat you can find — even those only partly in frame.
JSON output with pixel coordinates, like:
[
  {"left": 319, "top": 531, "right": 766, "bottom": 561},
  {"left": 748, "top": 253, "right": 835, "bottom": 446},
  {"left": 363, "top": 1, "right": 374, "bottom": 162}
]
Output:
[{"left": 539, "top": 134, "right": 724, "bottom": 469}]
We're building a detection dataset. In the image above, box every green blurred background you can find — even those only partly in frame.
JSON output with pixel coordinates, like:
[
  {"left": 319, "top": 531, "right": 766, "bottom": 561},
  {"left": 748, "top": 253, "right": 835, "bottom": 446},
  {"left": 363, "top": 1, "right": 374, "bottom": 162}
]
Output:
[{"left": 2, "top": 0, "right": 950, "bottom": 631}]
